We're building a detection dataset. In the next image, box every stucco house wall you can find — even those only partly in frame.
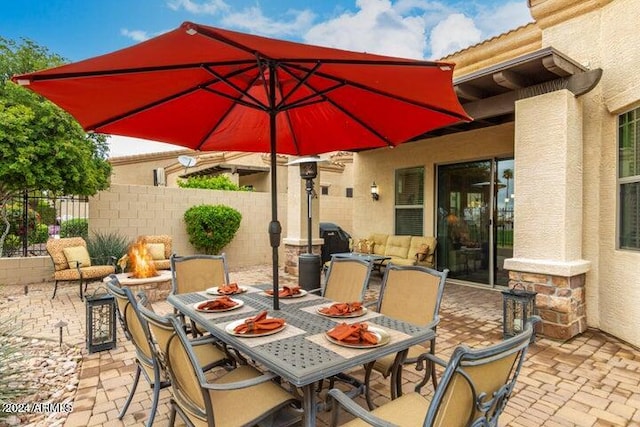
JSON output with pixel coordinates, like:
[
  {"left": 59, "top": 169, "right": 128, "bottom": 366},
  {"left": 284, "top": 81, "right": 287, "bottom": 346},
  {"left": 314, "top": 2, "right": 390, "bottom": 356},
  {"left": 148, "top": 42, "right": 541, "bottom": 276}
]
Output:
[
  {"left": 352, "top": 124, "right": 514, "bottom": 239},
  {"left": 351, "top": 0, "right": 640, "bottom": 347}
]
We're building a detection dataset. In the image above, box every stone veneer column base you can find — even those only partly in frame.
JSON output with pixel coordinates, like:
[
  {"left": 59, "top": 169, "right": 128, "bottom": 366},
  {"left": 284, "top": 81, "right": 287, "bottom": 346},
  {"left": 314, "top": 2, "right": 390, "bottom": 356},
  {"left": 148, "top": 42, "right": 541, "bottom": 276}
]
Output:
[
  {"left": 508, "top": 270, "right": 587, "bottom": 340},
  {"left": 284, "top": 244, "right": 322, "bottom": 276}
]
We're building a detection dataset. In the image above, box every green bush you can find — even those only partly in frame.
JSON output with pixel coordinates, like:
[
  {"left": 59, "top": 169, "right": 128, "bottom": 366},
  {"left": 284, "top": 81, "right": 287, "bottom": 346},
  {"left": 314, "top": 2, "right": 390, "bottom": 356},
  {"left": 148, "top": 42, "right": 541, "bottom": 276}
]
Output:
[
  {"left": 184, "top": 204, "right": 242, "bottom": 254},
  {"left": 87, "top": 231, "right": 131, "bottom": 266},
  {"left": 2, "top": 235, "right": 21, "bottom": 257},
  {"left": 177, "top": 175, "right": 252, "bottom": 191},
  {"left": 32, "top": 199, "right": 57, "bottom": 226},
  {"left": 4, "top": 203, "right": 40, "bottom": 239},
  {"left": 60, "top": 218, "right": 88, "bottom": 239},
  {"left": 32, "top": 223, "right": 49, "bottom": 244}
]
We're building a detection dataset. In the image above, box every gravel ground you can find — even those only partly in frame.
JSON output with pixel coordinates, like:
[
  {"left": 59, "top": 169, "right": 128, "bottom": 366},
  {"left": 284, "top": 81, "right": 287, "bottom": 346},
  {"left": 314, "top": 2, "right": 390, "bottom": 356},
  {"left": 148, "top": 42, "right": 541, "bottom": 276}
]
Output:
[{"left": 0, "top": 334, "right": 81, "bottom": 427}]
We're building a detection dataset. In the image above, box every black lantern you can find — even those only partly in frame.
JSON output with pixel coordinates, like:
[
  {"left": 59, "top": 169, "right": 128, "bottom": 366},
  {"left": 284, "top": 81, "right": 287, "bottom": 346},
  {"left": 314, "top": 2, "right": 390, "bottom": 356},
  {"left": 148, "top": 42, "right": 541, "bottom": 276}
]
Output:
[
  {"left": 502, "top": 284, "right": 537, "bottom": 342},
  {"left": 86, "top": 288, "right": 117, "bottom": 353}
]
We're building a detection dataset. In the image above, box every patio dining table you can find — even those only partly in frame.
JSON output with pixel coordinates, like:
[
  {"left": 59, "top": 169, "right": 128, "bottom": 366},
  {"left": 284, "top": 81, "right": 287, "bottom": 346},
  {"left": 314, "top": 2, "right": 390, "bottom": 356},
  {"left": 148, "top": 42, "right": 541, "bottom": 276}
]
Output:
[{"left": 168, "top": 284, "right": 434, "bottom": 426}]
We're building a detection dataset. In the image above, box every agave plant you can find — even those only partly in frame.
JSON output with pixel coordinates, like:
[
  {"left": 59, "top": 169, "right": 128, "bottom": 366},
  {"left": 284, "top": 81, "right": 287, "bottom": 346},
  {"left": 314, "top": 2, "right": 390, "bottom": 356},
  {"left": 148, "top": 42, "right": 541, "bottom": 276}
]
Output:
[
  {"left": 0, "top": 316, "right": 32, "bottom": 417},
  {"left": 87, "top": 231, "right": 132, "bottom": 266}
]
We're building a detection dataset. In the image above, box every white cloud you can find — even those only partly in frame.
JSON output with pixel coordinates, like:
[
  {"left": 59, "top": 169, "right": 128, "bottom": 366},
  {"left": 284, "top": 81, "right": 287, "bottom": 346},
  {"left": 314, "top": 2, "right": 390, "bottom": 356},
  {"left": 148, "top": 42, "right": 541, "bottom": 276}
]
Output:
[
  {"left": 166, "top": 0, "right": 230, "bottom": 15},
  {"left": 475, "top": 1, "right": 532, "bottom": 37},
  {"left": 429, "top": 13, "right": 482, "bottom": 59},
  {"left": 221, "top": 6, "right": 315, "bottom": 37},
  {"left": 120, "top": 29, "right": 151, "bottom": 42},
  {"left": 107, "top": 136, "right": 183, "bottom": 158},
  {"left": 304, "top": 0, "right": 427, "bottom": 59}
]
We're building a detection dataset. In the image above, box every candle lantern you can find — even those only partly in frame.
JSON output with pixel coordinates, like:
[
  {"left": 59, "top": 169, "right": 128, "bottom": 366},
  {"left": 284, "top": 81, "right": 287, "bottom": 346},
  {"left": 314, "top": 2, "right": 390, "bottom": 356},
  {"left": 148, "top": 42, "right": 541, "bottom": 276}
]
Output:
[
  {"left": 502, "top": 283, "right": 537, "bottom": 342},
  {"left": 86, "top": 288, "right": 117, "bottom": 353}
]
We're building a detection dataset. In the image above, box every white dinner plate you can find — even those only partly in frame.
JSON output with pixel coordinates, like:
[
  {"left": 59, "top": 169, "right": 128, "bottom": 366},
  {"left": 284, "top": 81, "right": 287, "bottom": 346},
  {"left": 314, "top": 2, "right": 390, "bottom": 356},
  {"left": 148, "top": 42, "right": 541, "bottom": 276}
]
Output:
[
  {"left": 262, "top": 289, "right": 308, "bottom": 299},
  {"left": 316, "top": 305, "right": 368, "bottom": 318},
  {"left": 225, "top": 317, "right": 287, "bottom": 337},
  {"left": 205, "top": 286, "right": 248, "bottom": 295},
  {"left": 325, "top": 325, "right": 390, "bottom": 349},
  {"left": 193, "top": 298, "right": 244, "bottom": 313}
]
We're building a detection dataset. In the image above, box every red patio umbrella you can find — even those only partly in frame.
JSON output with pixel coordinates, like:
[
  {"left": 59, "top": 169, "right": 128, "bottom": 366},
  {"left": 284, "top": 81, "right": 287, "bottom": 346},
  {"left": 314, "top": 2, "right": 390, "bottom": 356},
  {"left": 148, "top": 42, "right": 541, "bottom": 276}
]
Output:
[{"left": 13, "top": 21, "right": 471, "bottom": 309}]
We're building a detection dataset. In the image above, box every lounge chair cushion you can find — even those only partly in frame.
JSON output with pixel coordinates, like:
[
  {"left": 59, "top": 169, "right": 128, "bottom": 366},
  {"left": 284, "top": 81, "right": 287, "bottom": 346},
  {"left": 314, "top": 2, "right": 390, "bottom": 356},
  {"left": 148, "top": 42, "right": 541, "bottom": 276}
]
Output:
[{"left": 63, "top": 246, "right": 92, "bottom": 268}]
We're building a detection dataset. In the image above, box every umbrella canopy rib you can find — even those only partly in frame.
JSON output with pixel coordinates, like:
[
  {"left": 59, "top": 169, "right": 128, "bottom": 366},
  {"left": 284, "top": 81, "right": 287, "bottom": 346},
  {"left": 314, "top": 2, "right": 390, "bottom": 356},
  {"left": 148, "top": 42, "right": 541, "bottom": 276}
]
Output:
[
  {"left": 87, "top": 83, "right": 204, "bottom": 130},
  {"left": 284, "top": 62, "right": 470, "bottom": 121},
  {"left": 276, "top": 62, "right": 322, "bottom": 109},
  {"left": 203, "top": 66, "right": 269, "bottom": 111}
]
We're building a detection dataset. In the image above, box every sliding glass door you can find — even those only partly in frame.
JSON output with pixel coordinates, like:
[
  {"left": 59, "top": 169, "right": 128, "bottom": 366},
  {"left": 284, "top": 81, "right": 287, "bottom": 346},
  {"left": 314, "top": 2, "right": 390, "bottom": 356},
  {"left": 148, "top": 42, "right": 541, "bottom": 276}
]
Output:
[{"left": 436, "top": 158, "right": 514, "bottom": 286}]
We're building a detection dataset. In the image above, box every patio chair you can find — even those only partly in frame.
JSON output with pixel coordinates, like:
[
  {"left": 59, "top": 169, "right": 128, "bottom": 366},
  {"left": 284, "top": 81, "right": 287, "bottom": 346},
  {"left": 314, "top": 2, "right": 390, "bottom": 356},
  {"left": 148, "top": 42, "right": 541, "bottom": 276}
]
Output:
[
  {"left": 137, "top": 234, "right": 172, "bottom": 270},
  {"left": 328, "top": 318, "right": 538, "bottom": 427},
  {"left": 46, "top": 237, "right": 116, "bottom": 300},
  {"left": 106, "top": 276, "right": 170, "bottom": 427},
  {"left": 170, "top": 253, "right": 230, "bottom": 336},
  {"left": 362, "top": 265, "right": 448, "bottom": 409},
  {"left": 106, "top": 277, "right": 230, "bottom": 427},
  {"left": 163, "top": 314, "right": 300, "bottom": 427},
  {"left": 315, "top": 256, "right": 373, "bottom": 399},
  {"left": 170, "top": 253, "right": 230, "bottom": 294},
  {"left": 320, "top": 256, "right": 373, "bottom": 302}
]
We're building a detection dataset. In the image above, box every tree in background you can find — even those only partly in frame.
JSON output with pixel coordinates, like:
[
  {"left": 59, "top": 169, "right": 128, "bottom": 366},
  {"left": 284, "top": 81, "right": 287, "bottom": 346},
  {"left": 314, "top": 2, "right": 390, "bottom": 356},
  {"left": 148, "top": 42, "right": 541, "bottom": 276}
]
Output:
[
  {"left": 0, "top": 37, "right": 112, "bottom": 256},
  {"left": 178, "top": 174, "right": 252, "bottom": 191}
]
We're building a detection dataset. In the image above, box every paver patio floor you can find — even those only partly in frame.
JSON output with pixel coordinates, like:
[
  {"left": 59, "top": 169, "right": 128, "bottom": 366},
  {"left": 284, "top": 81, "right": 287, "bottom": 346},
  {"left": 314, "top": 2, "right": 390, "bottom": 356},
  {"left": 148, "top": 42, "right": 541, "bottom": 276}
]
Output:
[{"left": 1, "top": 265, "right": 639, "bottom": 426}]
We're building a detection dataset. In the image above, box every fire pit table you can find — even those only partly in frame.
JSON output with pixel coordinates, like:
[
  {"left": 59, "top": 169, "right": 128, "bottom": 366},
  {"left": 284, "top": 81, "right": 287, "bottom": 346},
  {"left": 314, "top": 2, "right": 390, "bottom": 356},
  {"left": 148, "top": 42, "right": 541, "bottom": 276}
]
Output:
[{"left": 103, "top": 270, "right": 172, "bottom": 303}]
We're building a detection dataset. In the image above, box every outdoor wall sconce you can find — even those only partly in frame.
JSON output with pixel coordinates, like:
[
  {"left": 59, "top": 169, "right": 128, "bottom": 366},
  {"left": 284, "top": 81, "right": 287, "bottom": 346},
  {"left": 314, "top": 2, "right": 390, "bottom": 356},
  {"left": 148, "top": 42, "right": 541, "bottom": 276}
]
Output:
[
  {"left": 86, "top": 288, "right": 117, "bottom": 354},
  {"left": 502, "top": 284, "right": 537, "bottom": 342},
  {"left": 370, "top": 182, "right": 379, "bottom": 201}
]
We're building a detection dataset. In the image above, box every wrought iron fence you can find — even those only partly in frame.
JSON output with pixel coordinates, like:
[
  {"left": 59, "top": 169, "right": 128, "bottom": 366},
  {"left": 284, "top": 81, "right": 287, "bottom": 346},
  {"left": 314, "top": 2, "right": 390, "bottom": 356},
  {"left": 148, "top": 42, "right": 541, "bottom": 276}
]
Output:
[{"left": 1, "top": 191, "right": 89, "bottom": 257}]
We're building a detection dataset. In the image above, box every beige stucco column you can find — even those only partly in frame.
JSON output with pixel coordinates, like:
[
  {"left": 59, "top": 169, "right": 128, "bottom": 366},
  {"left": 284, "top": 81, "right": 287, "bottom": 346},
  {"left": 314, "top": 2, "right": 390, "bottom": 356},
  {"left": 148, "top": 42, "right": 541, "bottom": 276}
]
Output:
[
  {"left": 504, "top": 89, "right": 591, "bottom": 340},
  {"left": 283, "top": 164, "right": 322, "bottom": 275}
]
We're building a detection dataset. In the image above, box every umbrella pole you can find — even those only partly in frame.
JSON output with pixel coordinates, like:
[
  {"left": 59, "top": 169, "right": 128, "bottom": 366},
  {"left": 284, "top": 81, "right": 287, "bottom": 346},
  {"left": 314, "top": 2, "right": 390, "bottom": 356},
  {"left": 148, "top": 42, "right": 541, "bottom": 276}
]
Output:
[
  {"left": 268, "top": 63, "right": 280, "bottom": 311},
  {"left": 269, "top": 145, "right": 280, "bottom": 311}
]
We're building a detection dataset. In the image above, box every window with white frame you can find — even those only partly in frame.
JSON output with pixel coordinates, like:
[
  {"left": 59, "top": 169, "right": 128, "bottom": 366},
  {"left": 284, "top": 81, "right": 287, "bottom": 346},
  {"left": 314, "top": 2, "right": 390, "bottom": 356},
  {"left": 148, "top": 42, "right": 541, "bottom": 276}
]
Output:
[
  {"left": 395, "top": 166, "right": 424, "bottom": 235},
  {"left": 619, "top": 107, "right": 640, "bottom": 250}
]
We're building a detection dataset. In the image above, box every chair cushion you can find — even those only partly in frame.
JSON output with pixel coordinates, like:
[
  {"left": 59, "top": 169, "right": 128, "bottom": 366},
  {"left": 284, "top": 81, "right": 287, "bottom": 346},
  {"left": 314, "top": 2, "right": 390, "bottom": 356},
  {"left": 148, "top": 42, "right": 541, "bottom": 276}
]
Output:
[
  {"left": 63, "top": 246, "right": 91, "bottom": 268},
  {"left": 152, "top": 259, "right": 171, "bottom": 270},
  {"left": 341, "top": 392, "right": 429, "bottom": 426},
  {"left": 147, "top": 243, "right": 165, "bottom": 260}
]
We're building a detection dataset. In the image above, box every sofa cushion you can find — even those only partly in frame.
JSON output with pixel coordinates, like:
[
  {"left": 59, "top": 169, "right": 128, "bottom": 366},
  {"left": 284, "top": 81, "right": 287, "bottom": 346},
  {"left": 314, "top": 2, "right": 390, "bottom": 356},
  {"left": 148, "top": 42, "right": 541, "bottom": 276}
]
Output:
[
  {"left": 63, "top": 246, "right": 92, "bottom": 268},
  {"left": 384, "top": 235, "right": 411, "bottom": 259},
  {"left": 369, "top": 234, "right": 389, "bottom": 256}
]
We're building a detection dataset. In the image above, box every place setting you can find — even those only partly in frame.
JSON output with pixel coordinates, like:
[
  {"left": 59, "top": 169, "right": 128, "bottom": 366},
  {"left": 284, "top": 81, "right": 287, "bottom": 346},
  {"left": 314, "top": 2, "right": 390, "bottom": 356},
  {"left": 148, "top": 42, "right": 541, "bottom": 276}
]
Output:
[
  {"left": 193, "top": 296, "right": 245, "bottom": 313},
  {"left": 221, "top": 310, "right": 306, "bottom": 347},
  {"left": 324, "top": 322, "right": 390, "bottom": 349},
  {"left": 205, "top": 282, "right": 248, "bottom": 296},
  {"left": 261, "top": 285, "right": 308, "bottom": 299}
]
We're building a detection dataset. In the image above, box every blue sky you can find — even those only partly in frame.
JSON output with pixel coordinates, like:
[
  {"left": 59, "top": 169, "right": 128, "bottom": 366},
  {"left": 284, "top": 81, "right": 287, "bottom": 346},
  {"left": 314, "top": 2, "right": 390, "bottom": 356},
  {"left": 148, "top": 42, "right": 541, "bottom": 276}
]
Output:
[{"left": 1, "top": 0, "right": 532, "bottom": 156}]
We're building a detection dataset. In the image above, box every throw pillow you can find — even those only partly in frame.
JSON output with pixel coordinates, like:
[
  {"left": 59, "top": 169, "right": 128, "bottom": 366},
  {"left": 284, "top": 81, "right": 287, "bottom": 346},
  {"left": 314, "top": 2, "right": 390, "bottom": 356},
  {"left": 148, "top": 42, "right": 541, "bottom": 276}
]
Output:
[
  {"left": 63, "top": 246, "right": 92, "bottom": 268},
  {"left": 416, "top": 244, "right": 430, "bottom": 261},
  {"left": 146, "top": 243, "right": 165, "bottom": 260},
  {"left": 355, "top": 239, "right": 374, "bottom": 254}
]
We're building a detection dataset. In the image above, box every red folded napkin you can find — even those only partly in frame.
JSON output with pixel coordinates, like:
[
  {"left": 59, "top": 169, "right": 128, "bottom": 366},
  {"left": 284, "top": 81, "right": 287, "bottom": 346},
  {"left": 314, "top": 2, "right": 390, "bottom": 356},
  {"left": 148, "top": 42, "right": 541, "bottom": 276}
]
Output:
[
  {"left": 319, "top": 302, "right": 363, "bottom": 316},
  {"left": 327, "top": 322, "right": 378, "bottom": 345},
  {"left": 265, "top": 286, "right": 301, "bottom": 297},
  {"left": 218, "top": 283, "right": 240, "bottom": 295},
  {"left": 198, "top": 296, "right": 238, "bottom": 311},
  {"left": 233, "top": 310, "right": 285, "bottom": 334}
]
